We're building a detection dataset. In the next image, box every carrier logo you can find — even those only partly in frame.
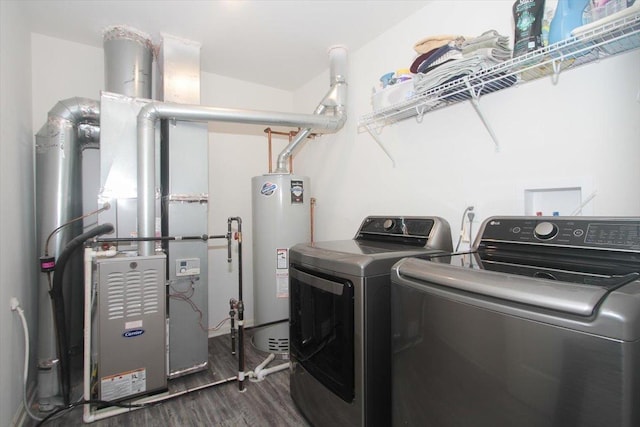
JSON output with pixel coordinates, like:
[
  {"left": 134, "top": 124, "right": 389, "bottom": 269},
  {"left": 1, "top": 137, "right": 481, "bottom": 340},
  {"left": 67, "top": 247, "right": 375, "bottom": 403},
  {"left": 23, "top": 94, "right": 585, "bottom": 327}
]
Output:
[
  {"left": 123, "top": 329, "right": 145, "bottom": 338},
  {"left": 260, "top": 182, "right": 277, "bottom": 196}
]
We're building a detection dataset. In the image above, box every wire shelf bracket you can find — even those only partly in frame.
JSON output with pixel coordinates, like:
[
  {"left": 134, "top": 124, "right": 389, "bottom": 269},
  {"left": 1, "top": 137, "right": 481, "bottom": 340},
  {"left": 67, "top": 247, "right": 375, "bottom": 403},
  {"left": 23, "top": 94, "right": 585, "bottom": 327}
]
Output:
[
  {"left": 464, "top": 78, "right": 501, "bottom": 152},
  {"left": 364, "top": 124, "right": 396, "bottom": 167}
]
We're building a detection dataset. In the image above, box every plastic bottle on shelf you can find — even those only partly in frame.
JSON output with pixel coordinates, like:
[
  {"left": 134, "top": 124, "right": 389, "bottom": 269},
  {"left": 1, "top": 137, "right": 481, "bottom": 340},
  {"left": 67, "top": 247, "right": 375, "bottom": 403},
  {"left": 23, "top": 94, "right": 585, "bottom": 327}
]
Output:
[{"left": 548, "top": 0, "right": 591, "bottom": 44}]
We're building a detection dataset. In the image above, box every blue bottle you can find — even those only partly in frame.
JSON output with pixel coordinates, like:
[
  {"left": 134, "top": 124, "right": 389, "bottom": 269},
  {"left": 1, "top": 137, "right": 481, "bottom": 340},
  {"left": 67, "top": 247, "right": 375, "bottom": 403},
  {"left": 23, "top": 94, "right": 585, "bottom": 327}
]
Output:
[{"left": 548, "top": 0, "right": 590, "bottom": 44}]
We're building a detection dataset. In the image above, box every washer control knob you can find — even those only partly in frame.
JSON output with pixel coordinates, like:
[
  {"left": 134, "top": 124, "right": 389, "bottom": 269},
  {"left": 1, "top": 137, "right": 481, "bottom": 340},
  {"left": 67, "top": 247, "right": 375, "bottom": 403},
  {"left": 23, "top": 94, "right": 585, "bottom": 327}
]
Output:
[
  {"left": 534, "top": 222, "right": 558, "bottom": 240},
  {"left": 383, "top": 219, "right": 395, "bottom": 231}
]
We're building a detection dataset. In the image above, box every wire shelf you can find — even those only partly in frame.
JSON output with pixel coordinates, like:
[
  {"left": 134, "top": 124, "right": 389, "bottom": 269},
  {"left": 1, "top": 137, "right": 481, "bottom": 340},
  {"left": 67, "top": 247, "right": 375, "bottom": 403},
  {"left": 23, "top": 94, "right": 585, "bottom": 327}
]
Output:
[{"left": 359, "top": 10, "right": 640, "bottom": 131}]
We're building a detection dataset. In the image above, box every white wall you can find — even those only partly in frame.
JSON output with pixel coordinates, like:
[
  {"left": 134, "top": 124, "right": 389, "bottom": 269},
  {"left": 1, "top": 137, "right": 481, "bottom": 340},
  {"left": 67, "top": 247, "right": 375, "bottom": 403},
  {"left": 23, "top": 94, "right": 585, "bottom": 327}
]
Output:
[
  {"left": 293, "top": 0, "right": 640, "bottom": 247},
  {"left": 31, "top": 34, "right": 104, "bottom": 129},
  {"left": 1, "top": 1, "right": 35, "bottom": 425},
  {"left": 202, "top": 74, "right": 293, "bottom": 332}
]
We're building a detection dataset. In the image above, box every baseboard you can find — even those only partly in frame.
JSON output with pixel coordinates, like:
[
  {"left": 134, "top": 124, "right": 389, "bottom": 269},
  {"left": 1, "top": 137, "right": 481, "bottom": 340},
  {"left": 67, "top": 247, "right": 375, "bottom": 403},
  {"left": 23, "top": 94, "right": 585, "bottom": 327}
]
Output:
[
  {"left": 10, "top": 381, "right": 35, "bottom": 427},
  {"left": 11, "top": 406, "right": 27, "bottom": 427}
]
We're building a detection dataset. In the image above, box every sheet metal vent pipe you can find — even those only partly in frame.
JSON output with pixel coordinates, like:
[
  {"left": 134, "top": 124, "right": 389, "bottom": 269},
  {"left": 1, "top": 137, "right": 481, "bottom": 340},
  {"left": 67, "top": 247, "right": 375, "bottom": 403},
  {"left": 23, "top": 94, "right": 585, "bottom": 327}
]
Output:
[
  {"left": 275, "top": 45, "right": 347, "bottom": 173},
  {"left": 136, "top": 46, "right": 348, "bottom": 256},
  {"left": 103, "top": 25, "right": 154, "bottom": 99},
  {"left": 35, "top": 97, "right": 100, "bottom": 410}
]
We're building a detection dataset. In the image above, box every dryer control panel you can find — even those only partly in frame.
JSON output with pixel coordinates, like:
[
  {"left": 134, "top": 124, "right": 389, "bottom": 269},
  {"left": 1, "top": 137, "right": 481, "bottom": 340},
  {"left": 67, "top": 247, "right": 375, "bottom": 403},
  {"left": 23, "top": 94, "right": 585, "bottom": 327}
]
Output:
[
  {"left": 479, "top": 217, "right": 640, "bottom": 251},
  {"left": 355, "top": 216, "right": 440, "bottom": 247}
]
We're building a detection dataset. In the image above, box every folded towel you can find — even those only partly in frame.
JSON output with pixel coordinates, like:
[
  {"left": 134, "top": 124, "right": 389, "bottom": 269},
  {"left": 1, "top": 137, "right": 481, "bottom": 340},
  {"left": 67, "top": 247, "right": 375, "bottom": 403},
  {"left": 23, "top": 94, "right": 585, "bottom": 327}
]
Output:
[
  {"left": 416, "top": 43, "right": 464, "bottom": 73},
  {"left": 461, "top": 29, "right": 510, "bottom": 55},
  {"left": 413, "top": 34, "right": 463, "bottom": 54},
  {"left": 413, "top": 53, "right": 505, "bottom": 94}
]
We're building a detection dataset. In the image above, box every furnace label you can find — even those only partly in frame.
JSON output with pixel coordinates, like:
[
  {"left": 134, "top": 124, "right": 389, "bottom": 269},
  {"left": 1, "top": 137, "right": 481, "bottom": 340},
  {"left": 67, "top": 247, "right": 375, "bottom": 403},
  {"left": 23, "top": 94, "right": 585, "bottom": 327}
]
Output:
[{"left": 101, "top": 368, "right": 147, "bottom": 401}]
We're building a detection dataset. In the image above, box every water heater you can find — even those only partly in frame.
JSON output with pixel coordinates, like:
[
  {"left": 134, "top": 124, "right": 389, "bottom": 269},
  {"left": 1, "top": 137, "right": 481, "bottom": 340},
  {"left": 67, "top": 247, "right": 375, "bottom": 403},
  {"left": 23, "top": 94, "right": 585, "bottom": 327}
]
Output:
[{"left": 252, "top": 174, "right": 310, "bottom": 353}]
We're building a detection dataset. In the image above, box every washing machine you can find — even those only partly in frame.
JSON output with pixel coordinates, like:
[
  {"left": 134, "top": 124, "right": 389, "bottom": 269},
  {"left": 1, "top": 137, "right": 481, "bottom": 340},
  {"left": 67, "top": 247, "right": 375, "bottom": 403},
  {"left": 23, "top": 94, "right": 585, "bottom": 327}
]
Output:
[
  {"left": 289, "top": 216, "right": 453, "bottom": 427},
  {"left": 391, "top": 216, "right": 640, "bottom": 427}
]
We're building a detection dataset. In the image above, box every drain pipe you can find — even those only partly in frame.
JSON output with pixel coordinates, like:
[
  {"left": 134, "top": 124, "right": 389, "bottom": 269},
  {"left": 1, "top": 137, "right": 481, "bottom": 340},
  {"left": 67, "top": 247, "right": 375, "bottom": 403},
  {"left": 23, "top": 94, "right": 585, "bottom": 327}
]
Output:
[
  {"left": 137, "top": 47, "right": 348, "bottom": 255},
  {"left": 275, "top": 45, "right": 348, "bottom": 173},
  {"left": 249, "top": 352, "right": 291, "bottom": 382}
]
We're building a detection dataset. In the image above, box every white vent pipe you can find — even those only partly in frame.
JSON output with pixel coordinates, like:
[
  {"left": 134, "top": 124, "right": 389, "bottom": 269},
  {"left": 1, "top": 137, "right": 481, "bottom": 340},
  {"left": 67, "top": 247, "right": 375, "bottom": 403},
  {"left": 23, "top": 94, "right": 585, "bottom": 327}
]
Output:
[
  {"left": 136, "top": 48, "right": 348, "bottom": 256},
  {"left": 275, "top": 45, "right": 347, "bottom": 173}
]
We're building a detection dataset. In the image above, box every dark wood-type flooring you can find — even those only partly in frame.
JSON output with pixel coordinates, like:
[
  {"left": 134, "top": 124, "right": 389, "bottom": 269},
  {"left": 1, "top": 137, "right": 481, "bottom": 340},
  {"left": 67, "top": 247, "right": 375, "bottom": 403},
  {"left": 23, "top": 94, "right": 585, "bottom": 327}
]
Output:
[{"left": 26, "top": 330, "right": 310, "bottom": 426}]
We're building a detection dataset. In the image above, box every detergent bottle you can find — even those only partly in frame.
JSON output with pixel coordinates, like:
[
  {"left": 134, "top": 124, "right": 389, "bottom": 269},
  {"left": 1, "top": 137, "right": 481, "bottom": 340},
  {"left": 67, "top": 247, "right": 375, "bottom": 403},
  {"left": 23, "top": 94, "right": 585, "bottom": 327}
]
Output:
[{"left": 548, "top": 0, "right": 590, "bottom": 44}]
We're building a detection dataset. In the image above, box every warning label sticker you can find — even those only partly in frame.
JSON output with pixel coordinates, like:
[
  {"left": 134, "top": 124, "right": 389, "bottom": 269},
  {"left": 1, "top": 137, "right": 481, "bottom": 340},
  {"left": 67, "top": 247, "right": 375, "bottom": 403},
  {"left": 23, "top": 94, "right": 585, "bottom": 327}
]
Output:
[
  {"left": 276, "top": 270, "right": 289, "bottom": 298},
  {"left": 101, "top": 368, "right": 147, "bottom": 401},
  {"left": 276, "top": 248, "right": 288, "bottom": 269},
  {"left": 291, "top": 180, "right": 304, "bottom": 204}
]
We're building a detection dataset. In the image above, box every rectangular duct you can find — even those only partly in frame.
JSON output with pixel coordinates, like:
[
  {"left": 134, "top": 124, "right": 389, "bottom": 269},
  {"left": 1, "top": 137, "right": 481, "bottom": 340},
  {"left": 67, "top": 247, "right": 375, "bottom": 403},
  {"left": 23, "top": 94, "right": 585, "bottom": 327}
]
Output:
[
  {"left": 158, "top": 34, "right": 210, "bottom": 378},
  {"left": 98, "top": 92, "right": 159, "bottom": 252}
]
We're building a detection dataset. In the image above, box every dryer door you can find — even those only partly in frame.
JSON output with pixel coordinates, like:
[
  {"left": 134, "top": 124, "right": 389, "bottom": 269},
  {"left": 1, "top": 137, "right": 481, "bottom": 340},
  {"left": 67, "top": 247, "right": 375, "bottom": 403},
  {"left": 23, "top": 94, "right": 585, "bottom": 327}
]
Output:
[{"left": 289, "top": 265, "right": 354, "bottom": 403}]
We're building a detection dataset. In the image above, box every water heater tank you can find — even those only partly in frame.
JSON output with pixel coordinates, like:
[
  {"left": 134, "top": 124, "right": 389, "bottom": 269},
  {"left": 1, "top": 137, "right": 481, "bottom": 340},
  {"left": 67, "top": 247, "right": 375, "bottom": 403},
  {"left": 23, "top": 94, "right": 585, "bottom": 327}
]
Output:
[{"left": 251, "top": 174, "right": 310, "bottom": 353}]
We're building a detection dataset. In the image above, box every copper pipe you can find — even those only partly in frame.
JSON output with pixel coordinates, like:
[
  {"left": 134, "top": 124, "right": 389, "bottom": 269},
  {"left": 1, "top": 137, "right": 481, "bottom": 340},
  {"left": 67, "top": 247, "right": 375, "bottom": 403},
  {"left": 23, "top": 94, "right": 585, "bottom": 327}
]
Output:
[
  {"left": 310, "top": 197, "right": 317, "bottom": 243},
  {"left": 288, "top": 130, "right": 295, "bottom": 174},
  {"left": 266, "top": 128, "right": 273, "bottom": 173}
]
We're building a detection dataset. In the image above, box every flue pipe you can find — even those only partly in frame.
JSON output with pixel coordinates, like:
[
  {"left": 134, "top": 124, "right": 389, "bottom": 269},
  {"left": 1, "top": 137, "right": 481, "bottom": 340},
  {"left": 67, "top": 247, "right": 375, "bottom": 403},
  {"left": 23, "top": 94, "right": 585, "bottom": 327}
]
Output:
[
  {"left": 275, "top": 45, "right": 348, "bottom": 173},
  {"left": 136, "top": 48, "right": 348, "bottom": 256},
  {"left": 35, "top": 97, "right": 100, "bottom": 409},
  {"left": 103, "top": 25, "right": 153, "bottom": 99}
]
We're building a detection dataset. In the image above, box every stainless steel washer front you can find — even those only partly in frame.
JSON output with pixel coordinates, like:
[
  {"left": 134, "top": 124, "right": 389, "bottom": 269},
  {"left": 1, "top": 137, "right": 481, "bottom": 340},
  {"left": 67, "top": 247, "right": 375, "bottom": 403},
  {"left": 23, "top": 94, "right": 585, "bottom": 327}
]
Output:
[{"left": 391, "top": 216, "right": 640, "bottom": 427}]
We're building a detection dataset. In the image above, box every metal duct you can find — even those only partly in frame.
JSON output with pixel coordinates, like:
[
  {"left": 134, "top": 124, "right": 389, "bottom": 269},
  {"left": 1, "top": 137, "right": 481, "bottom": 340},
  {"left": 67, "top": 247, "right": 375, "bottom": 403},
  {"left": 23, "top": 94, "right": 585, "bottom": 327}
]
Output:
[
  {"left": 275, "top": 45, "right": 348, "bottom": 173},
  {"left": 35, "top": 97, "right": 100, "bottom": 409},
  {"left": 103, "top": 25, "right": 153, "bottom": 99},
  {"left": 77, "top": 123, "right": 100, "bottom": 150},
  {"left": 136, "top": 45, "right": 348, "bottom": 255}
]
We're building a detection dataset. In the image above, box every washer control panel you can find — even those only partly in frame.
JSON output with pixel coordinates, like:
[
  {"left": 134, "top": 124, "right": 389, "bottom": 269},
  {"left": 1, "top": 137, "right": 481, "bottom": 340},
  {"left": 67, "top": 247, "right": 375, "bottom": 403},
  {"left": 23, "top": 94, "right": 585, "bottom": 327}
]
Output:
[
  {"left": 480, "top": 217, "right": 640, "bottom": 250},
  {"left": 534, "top": 222, "right": 559, "bottom": 240}
]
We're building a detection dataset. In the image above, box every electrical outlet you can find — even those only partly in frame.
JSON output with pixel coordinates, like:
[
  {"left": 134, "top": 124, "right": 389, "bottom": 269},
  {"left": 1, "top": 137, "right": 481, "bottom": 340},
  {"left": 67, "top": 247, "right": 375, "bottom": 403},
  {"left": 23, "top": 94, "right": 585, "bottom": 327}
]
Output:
[{"left": 461, "top": 223, "right": 470, "bottom": 242}]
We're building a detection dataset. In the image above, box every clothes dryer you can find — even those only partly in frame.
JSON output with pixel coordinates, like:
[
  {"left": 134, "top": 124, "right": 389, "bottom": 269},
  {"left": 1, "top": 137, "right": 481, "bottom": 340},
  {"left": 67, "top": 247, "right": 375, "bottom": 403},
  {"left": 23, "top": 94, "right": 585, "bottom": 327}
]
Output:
[{"left": 289, "top": 216, "right": 453, "bottom": 427}]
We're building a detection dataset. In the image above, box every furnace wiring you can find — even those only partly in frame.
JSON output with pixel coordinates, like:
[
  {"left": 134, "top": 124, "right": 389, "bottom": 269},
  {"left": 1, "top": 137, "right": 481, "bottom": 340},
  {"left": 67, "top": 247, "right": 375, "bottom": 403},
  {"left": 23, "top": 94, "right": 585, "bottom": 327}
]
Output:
[{"left": 168, "top": 278, "right": 233, "bottom": 333}]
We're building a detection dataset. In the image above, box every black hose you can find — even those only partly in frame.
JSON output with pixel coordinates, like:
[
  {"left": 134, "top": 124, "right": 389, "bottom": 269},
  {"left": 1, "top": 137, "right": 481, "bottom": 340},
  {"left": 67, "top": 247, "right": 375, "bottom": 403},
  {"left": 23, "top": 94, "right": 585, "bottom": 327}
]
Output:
[
  {"left": 51, "top": 223, "right": 114, "bottom": 405},
  {"left": 36, "top": 375, "right": 238, "bottom": 426},
  {"left": 245, "top": 318, "right": 289, "bottom": 331}
]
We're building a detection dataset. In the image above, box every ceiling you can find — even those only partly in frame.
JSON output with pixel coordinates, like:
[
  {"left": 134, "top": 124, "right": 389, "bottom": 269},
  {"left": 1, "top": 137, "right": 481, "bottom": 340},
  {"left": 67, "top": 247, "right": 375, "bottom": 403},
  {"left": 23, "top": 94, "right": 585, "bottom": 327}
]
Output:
[{"left": 20, "top": 0, "right": 428, "bottom": 91}]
